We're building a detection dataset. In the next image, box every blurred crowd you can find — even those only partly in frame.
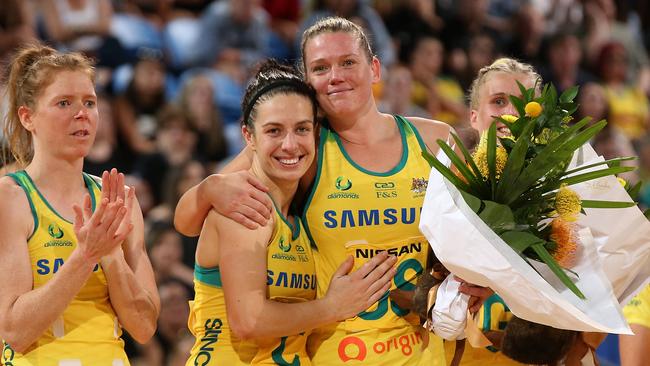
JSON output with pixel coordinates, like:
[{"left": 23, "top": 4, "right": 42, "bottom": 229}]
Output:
[{"left": 1, "top": 0, "right": 649, "bottom": 365}]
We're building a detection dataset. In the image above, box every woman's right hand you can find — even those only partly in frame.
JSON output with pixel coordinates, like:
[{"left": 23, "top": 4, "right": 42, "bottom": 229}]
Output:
[
  {"left": 203, "top": 171, "right": 273, "bottom": 229},
  {"left": 324, "top": 252, "right": 397, "bottom": 321},
  {"left": 72, "top": 170, "right": 133, "bottom": 264}
]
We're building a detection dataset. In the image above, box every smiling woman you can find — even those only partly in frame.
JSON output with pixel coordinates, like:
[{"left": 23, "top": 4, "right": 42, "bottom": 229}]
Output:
[
  {"left": 0, "top": 44, "right": 159, "bottom": 365},
  {"left": 175, "top": 17, "right": 495, "bottom": 366},
  {"left": 184, "top": 60, "right": 396, "bottom": 365}
]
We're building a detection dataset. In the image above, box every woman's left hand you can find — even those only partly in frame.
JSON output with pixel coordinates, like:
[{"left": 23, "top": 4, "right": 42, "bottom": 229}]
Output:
[{"left": 96, "top": 169, "right": 135, "bottom": 260}]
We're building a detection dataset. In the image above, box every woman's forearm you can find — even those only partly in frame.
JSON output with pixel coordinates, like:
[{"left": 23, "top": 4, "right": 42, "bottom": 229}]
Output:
[
  {"left": 101, "top": 250, "right": 159, "bottom": 343},
  {"left": 1, "top": 250, "right": 95, "bottom": 353},
  {"left": 174, "top": 174, "right": 222, "bottom": 236},
  {"left": 227, "top": 296, "right": 339, "bottom": 340}
]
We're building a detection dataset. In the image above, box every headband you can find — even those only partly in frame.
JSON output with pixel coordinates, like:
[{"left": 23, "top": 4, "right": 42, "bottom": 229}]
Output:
[{"left": 242, "top": 79, "right": 313, "bottom": 126}]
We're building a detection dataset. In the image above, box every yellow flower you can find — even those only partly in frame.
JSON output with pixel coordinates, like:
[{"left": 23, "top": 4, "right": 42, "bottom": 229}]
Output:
[
  {"left": 501, "top": 114, "right": 518, "bottom": 123},
  {"left": 525, "top": 101, "right": 543, "bottom": 117},
  {"left": 617, "top": 177, "right": 627, "bottom": 188},
  {"left": 549, "top": 218, "right": 579, "bottom": 268},
  {"left": 471, "top": 133, "right": 508, "bottom": 180},
  {"left": 555, "top": 184, "right": 581, "bottom": 221}
]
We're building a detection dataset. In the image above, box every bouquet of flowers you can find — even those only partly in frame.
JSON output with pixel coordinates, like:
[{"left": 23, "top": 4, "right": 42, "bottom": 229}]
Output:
[{"left": 419, "top": 82, "right": 646, "bottom": 333}]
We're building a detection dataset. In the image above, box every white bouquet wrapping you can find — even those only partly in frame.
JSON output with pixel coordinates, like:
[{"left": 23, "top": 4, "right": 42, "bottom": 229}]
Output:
[{"left": 419, "top": 146, "right": 634, "bottom": 334}]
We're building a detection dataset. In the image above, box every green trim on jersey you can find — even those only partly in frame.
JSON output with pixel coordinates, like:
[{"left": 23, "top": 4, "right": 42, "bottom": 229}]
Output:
[
  {"left": 7, "top": 172, "right": 39, "bottom": 241},
  {"left": 301, "top": 124, "right": 328, "bottom": 250},
  {"left": 400, "top": 115, "right": 430, "bottom": 154},
  {"left": 331, "top": 115, "right": 409, "bottom": 177},
  {"left": 269, "top": 194, "right": 301, "bottom": 241},
  {"left": 14, "top": 170, "right": 97, "bottom": 225},
  {"left": 195, "top": 264, "right": 223, "bottom": 287}
]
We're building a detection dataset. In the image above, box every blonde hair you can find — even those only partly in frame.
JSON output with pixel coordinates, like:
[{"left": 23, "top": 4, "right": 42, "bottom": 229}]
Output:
[
  {"left": 3, "top": 44, "right": 95, "bottom": 167},
  {"left": 300, "top": 16, "right": 374, "bottom": 73},
  {"left": 468, "top": 58, "right": 541, "bottom": 110}
]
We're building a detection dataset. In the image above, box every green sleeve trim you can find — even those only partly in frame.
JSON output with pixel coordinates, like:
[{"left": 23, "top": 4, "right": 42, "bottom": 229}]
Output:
[
  {"left": 269, "top": 195, "right": 301, "bottom": 241},
  {"left": 21, "top": 170, "right": 74, "bottom": 224},
  {"left": 83, "top": 173, "right": 100, "bottom": 211},
  {"left": 7, "top": 171, "right": 39, "bottom": 241},
  {"left": 398, "top": 115, "right": 430, "bottom": 155},
  {"left": 194, "top": 264, "right": 222, "bottom": 287}
]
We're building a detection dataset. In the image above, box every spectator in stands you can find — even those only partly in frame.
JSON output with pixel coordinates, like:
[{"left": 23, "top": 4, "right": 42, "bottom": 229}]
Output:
[
  {"left": 0, "top": 0, "right": 36, "bottom": 64},
  {"left": 147, "top": 221, "right": 193, "bottom": 288},
  {"left": 408, "top": 35, "right": 467, "bottom": 126},
  {"left": 577, "top": 82, "right": 638, "bottom": 184},
  {"left": 177, "top": 74, "right": 229, "bottom": 167},
  {"left": 40, "top": 0, "right": 129, "bottom": 69},
  {"left": 133, "top": 104, "right": 198, "bottom": 207},
  {"left": 138, "top": 279, "right": 192, "bottom": 366},
  {"left": 299, "top": 0, "right": 395, "bottom": 67},
  {"left": 263, "top": 0, "right": 301, "bottom": 60},
  {"left": 596, "top": 41, "right": 650, "bottom": 142},
  {"left": 196, "top": 0, "right": 271, "bottom": 81},
  {"left": 84, "top": 93, "right": 130, "bottom": 176},
  {"left": 113, "top": 54, "right": 168, "bottom": 159},
  {"left": 540, "top": 31, "right": 596, "bottom": 94},
  {"left": 377, "top": 64, "right": 430, "bottom": 119}
]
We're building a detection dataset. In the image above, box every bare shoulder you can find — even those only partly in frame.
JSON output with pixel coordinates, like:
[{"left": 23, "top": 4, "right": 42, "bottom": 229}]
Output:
[
  {"left": 405, "top": 117, "right": 453, "bottom": 154},
  {"left": 210, "top": 209, "right": 275, "bottom": 245},
  {"left": 0, "top": 176, "right": 33, "bottom": 244},
  {"left": 0, "top": 176, "right": 30, "bottom": 213}
]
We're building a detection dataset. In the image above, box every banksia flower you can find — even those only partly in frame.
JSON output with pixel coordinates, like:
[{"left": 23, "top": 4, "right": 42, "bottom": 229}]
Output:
[
  {"left": 549, "top": 218, "right": 579, "bottom": 268},
  {"left": 554, "top": 184, "right": 581, "bottom": 222},
  {"left": 472, "top": 133, "right": 508, "bottom": 180}
]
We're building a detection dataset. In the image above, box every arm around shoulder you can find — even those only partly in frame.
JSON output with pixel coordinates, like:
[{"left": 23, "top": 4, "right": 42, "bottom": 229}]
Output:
[{"left": 174, "top": 146, "right": 272, "bottom": 236}]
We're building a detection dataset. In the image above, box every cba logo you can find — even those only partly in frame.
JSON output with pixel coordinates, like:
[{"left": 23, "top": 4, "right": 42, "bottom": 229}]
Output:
[
  {"left": 279, "top": 236, "right": 291, "bottom": 252},
  {"left": 374, "top": 181, "right": 397, "bottom": 199},
  {"left": 335, "top": 176, "right": 352, "bottom": 191},
  {"left": 48, "top": 223, "right": 64, "bottom": 239}
]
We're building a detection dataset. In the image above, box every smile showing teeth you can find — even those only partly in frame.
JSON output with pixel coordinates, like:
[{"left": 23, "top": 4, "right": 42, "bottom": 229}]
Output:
[
  {"left": 72, "top": 130, "right": 88, "bottom": 137},
  {"left": 278, "top": 157, "right": 299, "bottom": 165}
]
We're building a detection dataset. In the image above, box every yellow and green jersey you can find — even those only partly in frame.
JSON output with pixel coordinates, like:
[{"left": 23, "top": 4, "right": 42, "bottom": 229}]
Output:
[
  {"left": 186, "top": 206, "right": 316, "bottom": 365},
  {"left": 303, "top": 115, "right": 445, "bottom": 365},
  {"left": 623, "top": 284, "right": 650, "bottom": 329},
  {"left": 1, "top": 170, "right": 129, "bottom": 366},
  {"left": 444, "top": 294, "right": 523, "bottom": 365}
]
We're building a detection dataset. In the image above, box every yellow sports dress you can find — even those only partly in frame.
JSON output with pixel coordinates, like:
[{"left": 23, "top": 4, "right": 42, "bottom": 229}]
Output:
[
  {"left": 186, "top": 207, "right": 317, "bottom": 365},
  {"left": 623, "top": 284, "right": 650, "bottom": 329},
  {"left": 1, "top": 170, "right": 129, "bottom": 366},
  {"left": 303, "top": 115, "right": 445, "bottom": 365},
  {"left": 443, "top": 294, "right": 523, "bottom": 365}
]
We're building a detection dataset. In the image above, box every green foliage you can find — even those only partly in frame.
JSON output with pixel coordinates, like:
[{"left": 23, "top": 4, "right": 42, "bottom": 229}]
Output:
[{"left": 423, "top": 82, "right": 637, "bottom": 299}]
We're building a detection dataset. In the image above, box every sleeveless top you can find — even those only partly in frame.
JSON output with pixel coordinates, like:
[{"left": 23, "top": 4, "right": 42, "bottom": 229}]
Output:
[
  {"left": 2, "top": 170, "right": 129, "bottom": 366},
  {"left": 303, "top": 116, "right": 445, "bottom": 366},
  {"left": 186, "top": 206, "right": 317, "bottom": 365}
]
